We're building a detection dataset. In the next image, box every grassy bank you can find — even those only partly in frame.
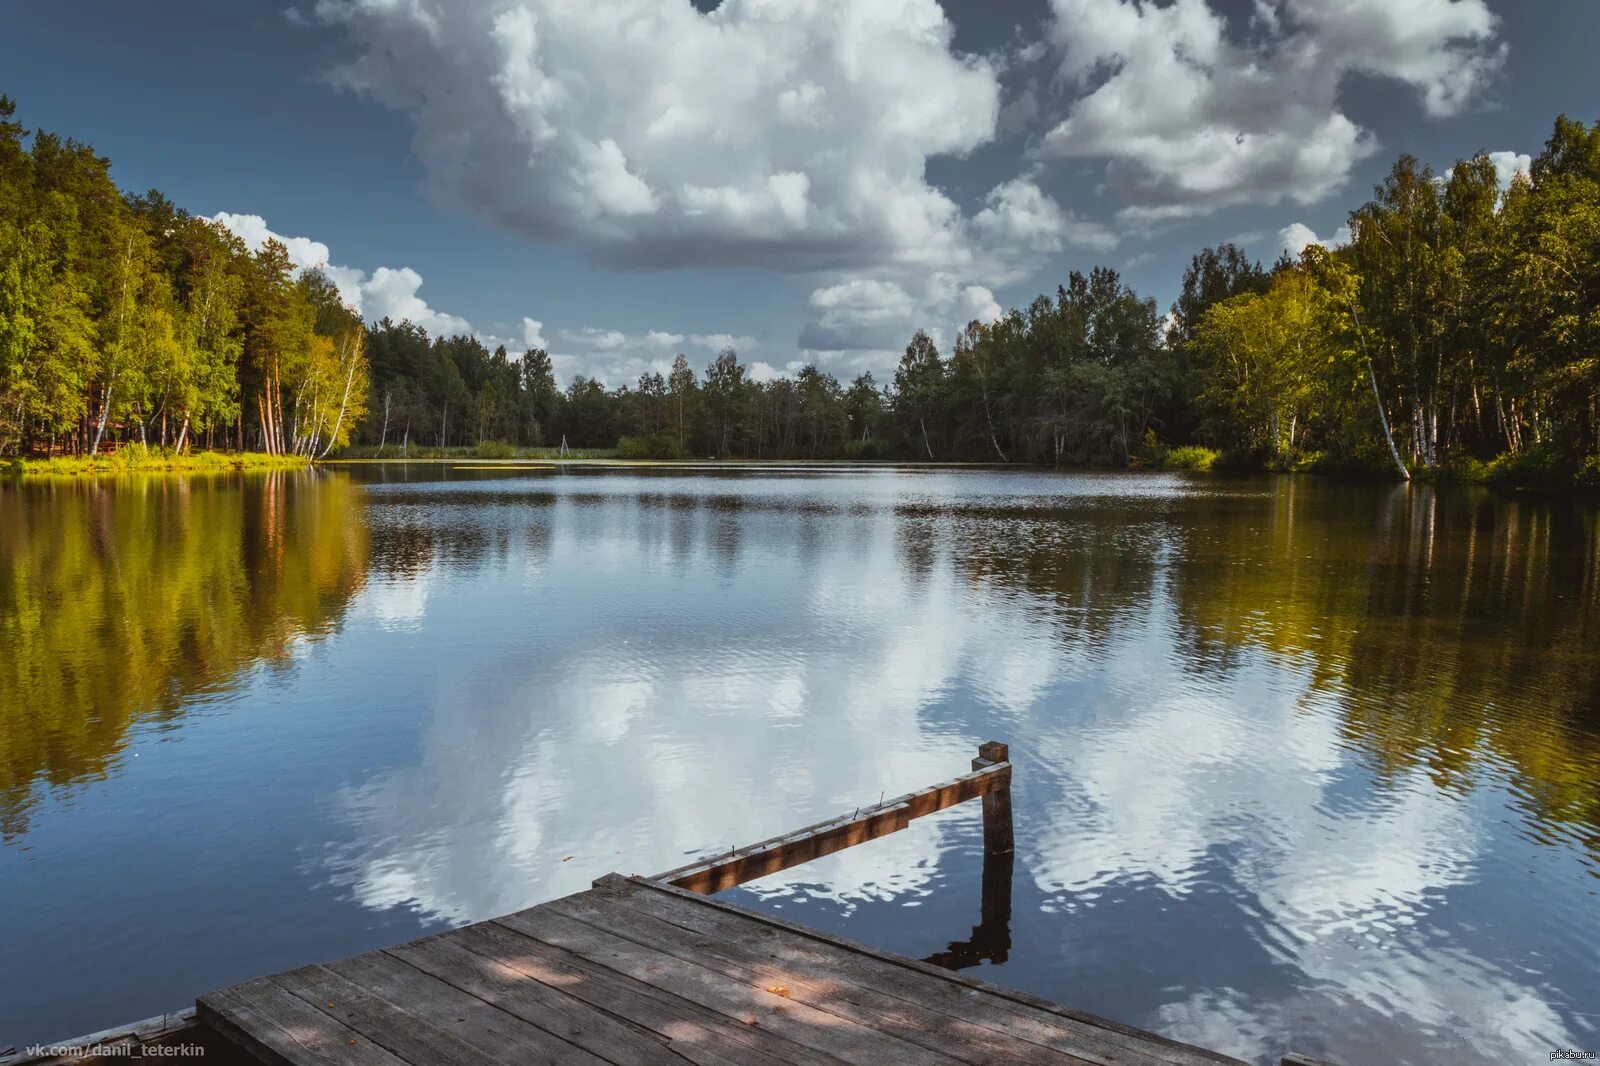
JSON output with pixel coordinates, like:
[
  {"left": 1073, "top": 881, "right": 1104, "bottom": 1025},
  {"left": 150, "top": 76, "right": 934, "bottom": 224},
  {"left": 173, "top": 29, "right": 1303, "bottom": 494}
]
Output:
[
  {"left": 1151, "top": 443, "right": 1600, "bottom": 491},
  {"left": 1424, "top": 449, "right": 1600, "bottom": 491},
  {"left": 9, "top": 445, "right": 311, "bottom": 477},
  {"left": 1155, "top": 445, "right": 1223, "bottom": 472}
]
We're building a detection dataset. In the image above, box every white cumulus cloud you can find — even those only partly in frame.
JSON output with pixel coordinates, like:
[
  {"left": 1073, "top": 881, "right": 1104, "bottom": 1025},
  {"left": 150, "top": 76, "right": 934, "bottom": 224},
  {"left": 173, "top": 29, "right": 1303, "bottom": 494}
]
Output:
[
  {"left": 314, "top": 0, "right": 1001, "bottom": 272},
  {"left": 520, "top": 317, "right": 548, "bottom": 351},
  {"left": 747, "top": 361, "right": 794, "bottom": 384},
  {"left": 213, "top": 212, "right": 502, "bottom": 349},
  {"left": 538, "top": 328, "right": 765, "bottom": 387},
  {"left": 294, "top": 0, "right": 1511, "bottom": 375},
  {"left": 1279, "top": 221, "right": 1353, "bottom": 257},
  {"left": 644, "top": 330, "right": 686, "bottom": 349},
  {"left": 310, "top": 0, "right": 1115, "bottom": 369},
  {"left": 558, "top": 328, "right": 630, "bottom": 351},
  {"left": 1039, "top": 0, "right": 1506, "bottom": 222},
  {"left": 361, "top": 266, "right": 474, "bottom": 339},
  {"left": 1485, "top": 150, "right": 1532, "bottom": 191},
  {"left": 689, "top": 333, "right": 758, "bottom": 353},
  {"left": 972, "top": 178, "right": 1116, "bottom": 253},
  {"left": 957, "top": 285, "right": 1003, "bottom": 326}
]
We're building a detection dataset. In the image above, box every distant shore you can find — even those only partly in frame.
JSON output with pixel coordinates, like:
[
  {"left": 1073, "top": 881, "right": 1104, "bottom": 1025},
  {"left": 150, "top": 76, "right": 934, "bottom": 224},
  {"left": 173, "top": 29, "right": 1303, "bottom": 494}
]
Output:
[
  {"left": 323, "top": 452, "right": 1600, "bottom": 492},
  {"left": 11, "top": 448, "right": 1596, "bottom": 494},
  {"left": 324, "top": 456, "right": 1013, "bottom": 466}
]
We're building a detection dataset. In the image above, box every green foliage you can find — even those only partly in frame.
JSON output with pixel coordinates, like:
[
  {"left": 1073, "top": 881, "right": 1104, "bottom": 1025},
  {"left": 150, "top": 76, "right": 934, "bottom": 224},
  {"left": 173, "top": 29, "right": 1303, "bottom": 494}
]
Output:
[
  {"left": 1175, "top": 119, "right": 1600, "bottom": 486},
  {"left": 472, "top": 439, "right": 517, "bottom": 459},
  {"left": 1290, "top": 441, "right": 1399, "bottom": 480},
  {"left": 1211, "top": 449, "right": 1266, "bottom": 473},
  {"left": 1287, "top": 450, "right": 1326, "bottom": 473},
  {"left": 0, "top": 98, "right": 369, "bottom": 459},
  {"left": 1484, "top": 444, "right": 1573, "bottom": 488},
  {"left": 1192, "top": 265, "right": 1352, "bottom": 467},
  {"left": 14, "top": 446, "right": 309, "bottom": 476},
  {"left": 1162, "top": 445, "right": 1220, "bottom": 471},
  {"left": 1576, "top": 455, "right": 1600, "bottom": 491},
  {"left": 1435, "top": 455, "right": 1494, "bottom": 483},
  {"left": 615, "top": 434, "right": 684, "bottom": 460},
  {"left": 843, "top": 437, "right": 887, "bottom": 460}
]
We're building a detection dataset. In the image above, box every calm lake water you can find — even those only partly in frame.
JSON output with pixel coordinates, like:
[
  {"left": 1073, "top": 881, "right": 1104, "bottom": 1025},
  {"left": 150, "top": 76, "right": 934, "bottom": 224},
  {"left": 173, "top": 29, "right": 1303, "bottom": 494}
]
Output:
[{"left": 2, "top": 466, "right": 1598, "bottom": 1064}]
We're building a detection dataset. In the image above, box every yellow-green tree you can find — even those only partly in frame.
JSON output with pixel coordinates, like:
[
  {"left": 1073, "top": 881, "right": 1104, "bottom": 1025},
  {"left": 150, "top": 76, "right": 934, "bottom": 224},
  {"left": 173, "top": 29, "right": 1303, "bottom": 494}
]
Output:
[
  {"left": 1193, "top": 265, "right": 1351, "bottom": 466},
  {"left": 293, "top": 323, "right": 369, "bottom": 457}
]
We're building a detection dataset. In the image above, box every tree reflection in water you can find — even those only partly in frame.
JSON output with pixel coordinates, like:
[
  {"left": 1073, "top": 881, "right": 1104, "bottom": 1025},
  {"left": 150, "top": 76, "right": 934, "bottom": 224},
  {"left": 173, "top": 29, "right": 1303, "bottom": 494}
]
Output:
[{"left": 0, "top": 470, "right": 369, "bottom": 837}]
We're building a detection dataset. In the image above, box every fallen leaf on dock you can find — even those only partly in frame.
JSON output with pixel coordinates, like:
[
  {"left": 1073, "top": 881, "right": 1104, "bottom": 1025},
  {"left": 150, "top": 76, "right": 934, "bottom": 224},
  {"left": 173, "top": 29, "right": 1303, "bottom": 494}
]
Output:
[{"left": 765, "top": 986, "right": 792, "bottom": 998}]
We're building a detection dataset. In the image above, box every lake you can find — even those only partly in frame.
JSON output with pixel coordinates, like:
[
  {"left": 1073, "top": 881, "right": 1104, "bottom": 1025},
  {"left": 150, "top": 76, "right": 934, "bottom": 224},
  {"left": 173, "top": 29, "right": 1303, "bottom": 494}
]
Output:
[{"left": 2, "top": 465, "right": 1597, "bottom": 1064}]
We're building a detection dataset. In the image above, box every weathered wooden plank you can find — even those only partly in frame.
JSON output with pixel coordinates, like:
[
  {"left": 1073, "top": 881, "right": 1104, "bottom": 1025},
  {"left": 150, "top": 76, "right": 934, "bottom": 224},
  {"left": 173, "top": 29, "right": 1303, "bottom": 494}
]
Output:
[
  {"left": 323, "top": 950, "right": 612, "bottom": 1066},
  {"left": 901, "top": 764, "right": 1008, "bottom": 819},
  {"left": 654, "top": 802, "right": 909, "bottom": 895},
  {"left": 554, "top": 887, "right": 1113, "bottom": 1066},
  {"left": 386, "top": 931, "right": 713, "bottom": 1066},
  {"left": 270, "top": 964, "right": 504, "bottom": 1066},
  {"left": 625, "top": 877, "right": 1247, "bottom": 1066},
  {"left": 443, "top": 921, "right": 849, "bottom": 1066},
  {"left": 664, "top": 803, "right": 911, "bottom": 894},
  {"left": 196, "top": 979, "right": 409, "bottom": 1066},
  {"left": 652, "top": 761, "right": 1010, "bottom": 894},
  {"left": 497, "top": 905, "right": 970, "bottom": 1066},
  {"left": 596, "top": 877, "right": 1109, "bottom": 1060}
]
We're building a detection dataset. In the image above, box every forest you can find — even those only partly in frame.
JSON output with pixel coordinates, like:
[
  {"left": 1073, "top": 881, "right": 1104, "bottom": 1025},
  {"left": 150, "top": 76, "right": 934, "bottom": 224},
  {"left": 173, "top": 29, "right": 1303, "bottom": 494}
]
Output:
[
  {"left": 0, "top": 96, "right": 366, "bottom": 460},
  {"left": 2, "top": 92, "right": 1598, "bottom": 485}
]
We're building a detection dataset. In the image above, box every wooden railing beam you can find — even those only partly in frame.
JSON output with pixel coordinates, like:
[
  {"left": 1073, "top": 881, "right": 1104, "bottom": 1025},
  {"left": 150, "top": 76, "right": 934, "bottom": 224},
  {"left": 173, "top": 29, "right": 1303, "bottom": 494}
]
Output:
[{"left": 646, "top": 742, "right": 1014, "bottom": 895}]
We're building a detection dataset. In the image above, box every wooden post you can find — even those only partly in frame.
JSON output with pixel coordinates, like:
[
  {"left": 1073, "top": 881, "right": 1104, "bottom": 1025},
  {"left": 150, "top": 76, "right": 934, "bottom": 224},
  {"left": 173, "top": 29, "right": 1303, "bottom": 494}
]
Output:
[
  {"left": 925, "top": 741, "right": 1015, "bottom": 970},
  {"left": 973, "top": 740, "right": 1013, "bottom": 964},
  {"left": 972, "top": 741, "right": 1013, "bottom": 857}
]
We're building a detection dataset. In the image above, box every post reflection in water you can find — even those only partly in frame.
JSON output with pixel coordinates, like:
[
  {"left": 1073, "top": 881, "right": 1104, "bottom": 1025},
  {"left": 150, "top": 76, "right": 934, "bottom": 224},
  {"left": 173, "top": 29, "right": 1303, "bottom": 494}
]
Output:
[
  {"left": 925, "top": 744, "right": 1014, "bottom": 973},
  {"left": 0, "top": 467, "right": 1597, "bottom": 1066},
  {"left": 920, "top": 838, "right": 1013, "bottom": 972}
]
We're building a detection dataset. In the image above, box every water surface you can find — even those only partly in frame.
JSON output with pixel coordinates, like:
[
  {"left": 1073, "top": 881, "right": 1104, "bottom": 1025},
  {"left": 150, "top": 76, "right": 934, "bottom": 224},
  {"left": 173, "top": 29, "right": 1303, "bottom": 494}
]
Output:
[{"left": 2, "top": 466, "right": 1597, "bottom": 1064}]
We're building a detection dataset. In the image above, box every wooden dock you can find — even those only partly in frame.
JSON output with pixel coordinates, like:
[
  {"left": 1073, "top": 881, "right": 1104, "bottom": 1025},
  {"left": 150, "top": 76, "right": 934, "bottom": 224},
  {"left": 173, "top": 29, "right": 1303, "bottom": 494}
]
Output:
[
  {"left": 198, "top": 872, "right": 1246, "bottom": 1066},
  {"left": 8, "top": 743, "right": 1327, "bottom": 1066}
]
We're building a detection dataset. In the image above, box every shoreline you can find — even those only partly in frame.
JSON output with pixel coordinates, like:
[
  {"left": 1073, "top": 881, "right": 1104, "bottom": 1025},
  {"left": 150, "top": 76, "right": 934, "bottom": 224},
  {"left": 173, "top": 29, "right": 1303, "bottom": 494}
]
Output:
[
  {"left": 327, "top": 455, "right": 1600, "bottom": 495},
  {"left": 8, "top": 451, "right": 312, "bottom": 478},
  {"left": 9, "top": 452, "right": 1597, "bottom": 496},
  {"left": 323, "top": 456, "right": 1038, "bottom": 469}
]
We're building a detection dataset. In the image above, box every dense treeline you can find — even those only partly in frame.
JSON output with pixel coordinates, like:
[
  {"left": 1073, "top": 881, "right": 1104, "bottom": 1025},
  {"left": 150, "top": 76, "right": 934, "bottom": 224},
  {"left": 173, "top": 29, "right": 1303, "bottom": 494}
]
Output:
[
  {"left": 353, "top": 270, "right": 1172, "bottom": 463},
  {"left": 4, "top": 92, "right": 1599, "bottom": 483},
  {"left": 0, "top": 96, "right": 367, "bottom": 457},
  {"left": 329, "top": 114, "right": 1600, "bottom": 485},
  {"left": 1186, "top": 118, "right": 1600, "bottom": 484}
]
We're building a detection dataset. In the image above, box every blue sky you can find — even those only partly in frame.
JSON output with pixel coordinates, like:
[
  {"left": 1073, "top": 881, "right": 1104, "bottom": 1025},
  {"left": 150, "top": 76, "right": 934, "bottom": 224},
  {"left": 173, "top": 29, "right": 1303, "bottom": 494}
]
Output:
[{"left": 5, "top": 0, "right": 1597, "bottom": 386}]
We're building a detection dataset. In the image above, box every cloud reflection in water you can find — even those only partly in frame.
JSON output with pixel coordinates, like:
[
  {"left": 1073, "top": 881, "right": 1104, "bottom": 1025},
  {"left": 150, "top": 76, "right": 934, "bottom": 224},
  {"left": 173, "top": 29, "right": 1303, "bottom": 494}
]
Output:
[{"left": 324, "top": 471, "right": 1596, "bottom": 1065}]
